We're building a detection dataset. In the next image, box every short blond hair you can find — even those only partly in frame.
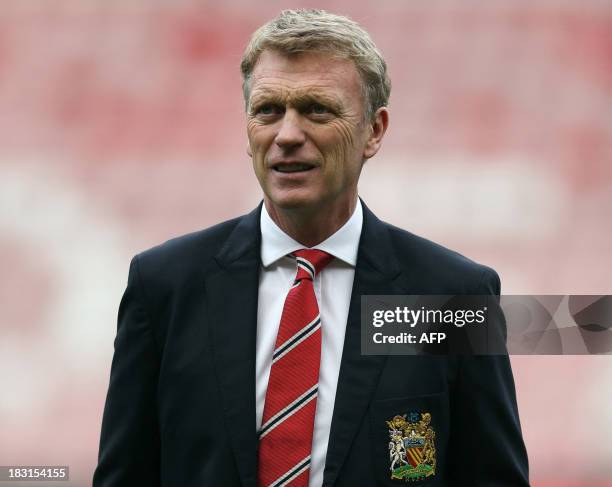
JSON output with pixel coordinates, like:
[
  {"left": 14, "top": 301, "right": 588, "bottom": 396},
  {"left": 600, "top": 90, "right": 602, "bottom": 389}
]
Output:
[{"left": 240, "top": 9, "right": 391, "bottom": 121}]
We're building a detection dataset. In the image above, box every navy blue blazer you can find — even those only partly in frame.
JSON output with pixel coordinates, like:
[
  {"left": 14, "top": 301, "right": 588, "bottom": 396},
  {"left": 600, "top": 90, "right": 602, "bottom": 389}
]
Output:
[{"left": 94, "top": 201, "right": 529, "bottom": 486}]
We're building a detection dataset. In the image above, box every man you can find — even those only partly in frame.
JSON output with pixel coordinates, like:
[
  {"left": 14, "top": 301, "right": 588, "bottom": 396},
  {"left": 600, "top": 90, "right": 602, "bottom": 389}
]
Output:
[{"left": 94, "top": 9, "right": 529, "bottom": 487}]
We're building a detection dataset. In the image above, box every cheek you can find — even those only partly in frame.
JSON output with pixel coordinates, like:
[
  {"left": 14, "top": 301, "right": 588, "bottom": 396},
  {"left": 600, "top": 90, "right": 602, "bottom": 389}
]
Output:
[
  {"left": 247, "top": 122, "right": 272, "bottom": 153},
  {"left": 249, "top": 139, "right": 271, "bottom": 164},
  {"left": 320, "top": 124, "right": 362, "bottom": 168},
  {"left": 323, "top": 125, "right": 366, "bottom": 189},
  {"left": 338, "top": 122, "right": 358, "bottom": 148},
  {"left": 332, "top": 122, "right": 361, "bottom": 157}
]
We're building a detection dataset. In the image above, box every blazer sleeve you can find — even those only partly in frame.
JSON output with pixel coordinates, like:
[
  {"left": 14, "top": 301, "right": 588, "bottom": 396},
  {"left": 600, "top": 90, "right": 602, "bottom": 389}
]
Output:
[
  {"left": 93, "top": 255, "right": 161, "bottom": 487},
  {"left": 447, "top": 268, "right": 530, "bottom": 485}
]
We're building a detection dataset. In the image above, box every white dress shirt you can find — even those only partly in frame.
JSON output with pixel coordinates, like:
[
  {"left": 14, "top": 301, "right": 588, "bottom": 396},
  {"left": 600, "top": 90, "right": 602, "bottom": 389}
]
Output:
[{"left": 256, "top": 200, "right": 363, "bottom": 487}]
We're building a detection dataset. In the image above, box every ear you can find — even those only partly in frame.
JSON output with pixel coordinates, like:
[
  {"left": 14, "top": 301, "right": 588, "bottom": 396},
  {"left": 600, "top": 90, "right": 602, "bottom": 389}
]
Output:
[
  {"left": 363, "top": 107, "right": 389, "bottom": 159},
  {"left": 247, "top": 138, "right": 252, "bottom": 157}
]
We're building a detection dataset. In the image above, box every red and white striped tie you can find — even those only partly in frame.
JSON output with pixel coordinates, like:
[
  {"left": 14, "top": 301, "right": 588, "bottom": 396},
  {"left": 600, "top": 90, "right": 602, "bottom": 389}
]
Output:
[{"left": 257, "top": 249, "right": 333, "bottom": 487}]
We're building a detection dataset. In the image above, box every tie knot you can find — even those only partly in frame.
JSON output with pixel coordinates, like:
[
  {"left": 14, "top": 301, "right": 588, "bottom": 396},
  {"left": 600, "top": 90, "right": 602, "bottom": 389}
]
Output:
[{"left": 292, "top": 249, "right": 333, "bottom": 281}]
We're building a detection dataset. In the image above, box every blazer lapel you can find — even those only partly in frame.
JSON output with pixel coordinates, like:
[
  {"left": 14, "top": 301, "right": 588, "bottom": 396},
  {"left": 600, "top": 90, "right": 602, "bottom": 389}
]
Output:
[
  {"left": 205, "top": 205, "right": 262, "bottom": 487},
  {"left": 323, "top": 201, "right": 405, "bottom": 486}
]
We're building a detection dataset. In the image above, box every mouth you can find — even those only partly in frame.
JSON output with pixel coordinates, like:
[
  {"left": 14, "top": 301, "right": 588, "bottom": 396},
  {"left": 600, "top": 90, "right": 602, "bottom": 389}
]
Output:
[{"left": 271, "top": 162, "right": 317, "bottom": 173}]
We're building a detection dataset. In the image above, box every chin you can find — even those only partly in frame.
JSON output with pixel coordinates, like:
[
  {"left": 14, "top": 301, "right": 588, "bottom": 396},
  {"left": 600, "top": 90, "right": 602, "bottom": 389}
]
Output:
[{"left": 267, "top": 191, "right": 321, "bottom": 211}]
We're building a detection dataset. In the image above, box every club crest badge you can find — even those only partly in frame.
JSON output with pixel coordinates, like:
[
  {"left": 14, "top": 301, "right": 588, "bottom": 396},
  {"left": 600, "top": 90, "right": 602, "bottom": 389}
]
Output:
[{"left": 386, "top": 412, "right": 436, "bottom": 481}]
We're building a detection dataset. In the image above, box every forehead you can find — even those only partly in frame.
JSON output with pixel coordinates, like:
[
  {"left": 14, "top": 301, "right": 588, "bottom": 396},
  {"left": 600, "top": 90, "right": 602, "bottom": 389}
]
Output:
[{"left": 249, "top": 50, "right": 363, "bottom": 105}]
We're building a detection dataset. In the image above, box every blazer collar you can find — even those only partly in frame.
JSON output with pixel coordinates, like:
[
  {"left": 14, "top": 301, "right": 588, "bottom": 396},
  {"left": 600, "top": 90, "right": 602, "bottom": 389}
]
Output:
[
  {"left": 214, "top": 202, "right": 262, "bottom": 267},
  {"left": 354, "top": 198, "right": 401, "bottom": 282},
  {"left": 214, "top": 198, "right": 393, "bottom": 272}
]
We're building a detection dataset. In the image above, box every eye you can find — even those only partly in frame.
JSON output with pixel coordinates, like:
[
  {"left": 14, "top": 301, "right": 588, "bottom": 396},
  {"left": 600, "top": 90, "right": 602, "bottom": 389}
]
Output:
[
  {"left": 254, "top": 104, "right": 283, "bottom": 117},
  {"left": 309, "top": 103, "right": 330, "bottom": 115}
]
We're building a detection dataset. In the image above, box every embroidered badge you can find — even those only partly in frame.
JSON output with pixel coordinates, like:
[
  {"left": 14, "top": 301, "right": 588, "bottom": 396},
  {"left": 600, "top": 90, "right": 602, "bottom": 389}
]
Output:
[{"left": 386, "top": 412, "right": 436, "bottom": 481}]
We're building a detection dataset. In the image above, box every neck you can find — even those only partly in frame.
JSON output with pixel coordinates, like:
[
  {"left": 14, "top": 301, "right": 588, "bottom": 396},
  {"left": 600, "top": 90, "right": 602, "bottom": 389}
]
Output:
[{"left": 264, "top": 196, "right": 357, "bottom": 247}]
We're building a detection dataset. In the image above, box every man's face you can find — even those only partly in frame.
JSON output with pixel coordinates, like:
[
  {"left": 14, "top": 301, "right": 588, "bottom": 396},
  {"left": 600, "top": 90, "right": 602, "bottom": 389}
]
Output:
[{"left": 246, "top": 50, "right": 374, "bottom": 213}]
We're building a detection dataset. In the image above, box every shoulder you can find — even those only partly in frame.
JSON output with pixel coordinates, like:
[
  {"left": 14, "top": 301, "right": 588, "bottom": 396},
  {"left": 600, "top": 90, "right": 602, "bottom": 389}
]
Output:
[
  {"left": 383, "top": 221, "right": 500, "bottom": 295},
  {"left": 138, "top": 216, "right": 241, "bottom": 271},
  {"left": 129, "top": 211, "right": 253, "bottom": 294}
]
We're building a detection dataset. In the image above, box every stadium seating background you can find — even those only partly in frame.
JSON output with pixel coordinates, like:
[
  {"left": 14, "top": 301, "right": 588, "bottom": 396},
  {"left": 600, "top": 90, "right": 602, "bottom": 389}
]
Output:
[{"left": 0, "top": 1, "right": 610, "bottom": 485}]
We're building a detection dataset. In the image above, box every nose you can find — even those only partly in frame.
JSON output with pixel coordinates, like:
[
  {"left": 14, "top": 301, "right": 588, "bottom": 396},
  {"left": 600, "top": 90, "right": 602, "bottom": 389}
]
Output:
[{"left": 274, "top": 109, "right": 306, "bottom": 150}]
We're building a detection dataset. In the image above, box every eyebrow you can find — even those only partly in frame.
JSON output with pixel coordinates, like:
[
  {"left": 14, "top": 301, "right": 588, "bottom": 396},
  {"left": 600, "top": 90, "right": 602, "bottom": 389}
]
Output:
[{"left": 249, "top": 89, "right": 343, "bottom": 112}]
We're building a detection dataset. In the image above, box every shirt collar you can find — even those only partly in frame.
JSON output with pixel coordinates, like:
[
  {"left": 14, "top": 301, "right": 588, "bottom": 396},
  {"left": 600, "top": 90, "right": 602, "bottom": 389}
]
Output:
[{"left": 260, "top": 199, "right": 363, "bottom": 268}]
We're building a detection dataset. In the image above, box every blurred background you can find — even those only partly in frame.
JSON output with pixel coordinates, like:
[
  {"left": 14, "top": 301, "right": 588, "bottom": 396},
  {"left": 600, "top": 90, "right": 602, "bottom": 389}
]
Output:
[{"left": 0, "top": 1, "right": 610, "bottom": 485}]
